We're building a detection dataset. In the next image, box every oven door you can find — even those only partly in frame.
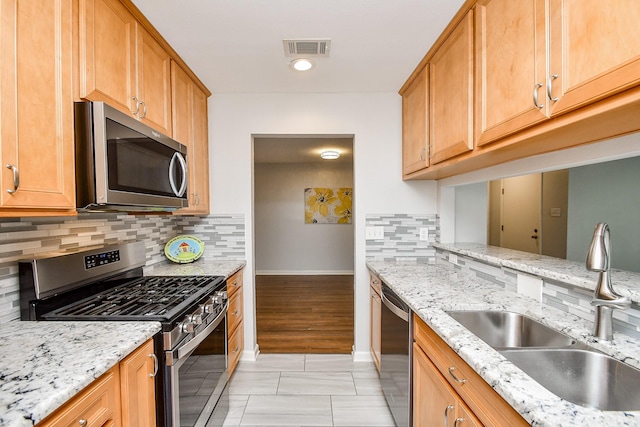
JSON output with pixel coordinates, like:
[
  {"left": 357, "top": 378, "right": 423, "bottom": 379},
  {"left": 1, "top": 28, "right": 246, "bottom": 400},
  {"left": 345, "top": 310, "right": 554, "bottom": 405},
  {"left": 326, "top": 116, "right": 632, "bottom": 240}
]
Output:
[{"left": 165, "top": 307, "right": 228, "bottom": 427}]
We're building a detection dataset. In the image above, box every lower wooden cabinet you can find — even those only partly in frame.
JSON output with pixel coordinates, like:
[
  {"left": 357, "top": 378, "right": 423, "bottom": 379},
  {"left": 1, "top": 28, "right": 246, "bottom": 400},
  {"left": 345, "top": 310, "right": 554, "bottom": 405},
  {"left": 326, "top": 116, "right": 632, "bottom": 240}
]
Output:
[
  {"left": 37, "top": 339, "right": 156, "bottom": 427},
  {"left": 119, "top": 339, "right": 157, "bottom": 427},
  {"left": 413, "top": 315, "right": 528, "bottom": 427},
  {"left": 414, "top": 343, "right": 482, "bottom": 427},
  {"left": 227, "top": 268, "right": 244, "bottom": 377},
  {"left": 37, "top": 366, "right": 120, "bottom": 427}
]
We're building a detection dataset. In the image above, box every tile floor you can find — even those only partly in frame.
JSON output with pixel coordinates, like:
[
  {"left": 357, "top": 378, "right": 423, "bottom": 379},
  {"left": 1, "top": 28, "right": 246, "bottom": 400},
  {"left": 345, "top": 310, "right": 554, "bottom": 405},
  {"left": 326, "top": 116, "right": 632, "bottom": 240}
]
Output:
[{"left": 222, "top": 354, "right": 395, "bottom": 426}]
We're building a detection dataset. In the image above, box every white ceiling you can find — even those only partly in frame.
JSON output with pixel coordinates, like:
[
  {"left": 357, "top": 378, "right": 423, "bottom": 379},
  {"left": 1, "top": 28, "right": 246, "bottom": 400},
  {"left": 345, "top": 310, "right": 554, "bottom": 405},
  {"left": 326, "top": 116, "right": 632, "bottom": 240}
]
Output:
[{"left": 131, "top": 0, "right": 466, "bottom": 94}]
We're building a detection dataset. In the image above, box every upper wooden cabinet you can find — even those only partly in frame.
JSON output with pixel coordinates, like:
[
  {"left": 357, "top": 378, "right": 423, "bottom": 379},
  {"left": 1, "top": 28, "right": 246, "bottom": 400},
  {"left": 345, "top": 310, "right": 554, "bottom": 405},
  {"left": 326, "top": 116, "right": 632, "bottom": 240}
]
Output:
[
  {"left": 475, "top": 0, "right": 548, "bottom": 146},
  {"left": 404, "top": 0, "right": 640, "bottom": 180},
  {"left": 0, "top": 0, "right": 76, "bottom": 216},
  {"left": 172, "top": 62, "right": 210, "bottom": 214},
  {"left": 401, "top": 67, "right": 429, "bottom": 176},
  {"left": 429, "top": 10, "right": 474, "bottom": 165},
  {"left": 547, "top": 0, "right": 640, "bottom": 116},
  {"left": 79, "top": 0, "right": 172, "bottom": 135},
  {"left": 476, "top": 0, "right": 640, "bottom": 147}
]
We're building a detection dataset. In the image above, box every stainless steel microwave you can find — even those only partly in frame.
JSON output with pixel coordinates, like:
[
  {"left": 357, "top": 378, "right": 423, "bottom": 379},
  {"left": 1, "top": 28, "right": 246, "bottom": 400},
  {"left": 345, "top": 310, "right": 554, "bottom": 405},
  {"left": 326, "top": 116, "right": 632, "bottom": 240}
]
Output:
[{"left": 74, "top": 101, "right": 188, "bottom": 212}]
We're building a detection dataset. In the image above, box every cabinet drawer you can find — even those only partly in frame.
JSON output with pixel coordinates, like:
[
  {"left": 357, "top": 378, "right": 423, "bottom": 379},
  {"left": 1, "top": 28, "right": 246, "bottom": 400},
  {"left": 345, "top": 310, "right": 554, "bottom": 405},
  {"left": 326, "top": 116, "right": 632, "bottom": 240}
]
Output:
[
  {"left": 228, "top": 285, "right": 243, "bottom": 335},
  {"left": 227, "top": 269, "right": 243, "bottom": 298},
  {"left": 38, "top": 366, "right": 120, "bottom": 427},
  {"left": 228, "top": 322, "right": 244, "bottom": 378},
  {"left": 413, "top": 314, "right": 528, "bottom": 427}
]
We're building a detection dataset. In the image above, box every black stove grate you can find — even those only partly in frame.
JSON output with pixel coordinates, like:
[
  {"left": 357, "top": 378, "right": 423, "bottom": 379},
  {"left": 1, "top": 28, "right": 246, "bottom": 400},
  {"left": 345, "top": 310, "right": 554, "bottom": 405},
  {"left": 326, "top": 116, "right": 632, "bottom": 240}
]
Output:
[{"left": 43, "top": 275, "right": 223, "bottom": 320}]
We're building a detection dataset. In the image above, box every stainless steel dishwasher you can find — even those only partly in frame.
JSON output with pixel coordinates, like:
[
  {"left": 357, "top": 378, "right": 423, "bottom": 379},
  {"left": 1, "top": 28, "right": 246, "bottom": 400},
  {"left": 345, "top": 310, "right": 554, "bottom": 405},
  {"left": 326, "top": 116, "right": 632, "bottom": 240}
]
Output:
[{"left": 380, "top": 282, "right": 412, "bottom": 427}]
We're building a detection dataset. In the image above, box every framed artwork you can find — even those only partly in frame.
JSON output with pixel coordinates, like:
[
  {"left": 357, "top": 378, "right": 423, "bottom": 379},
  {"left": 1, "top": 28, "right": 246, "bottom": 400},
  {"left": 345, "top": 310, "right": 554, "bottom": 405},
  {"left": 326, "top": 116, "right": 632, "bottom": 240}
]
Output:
[{"left": 304, "top": 187, "right": 352, "bottom": 224}]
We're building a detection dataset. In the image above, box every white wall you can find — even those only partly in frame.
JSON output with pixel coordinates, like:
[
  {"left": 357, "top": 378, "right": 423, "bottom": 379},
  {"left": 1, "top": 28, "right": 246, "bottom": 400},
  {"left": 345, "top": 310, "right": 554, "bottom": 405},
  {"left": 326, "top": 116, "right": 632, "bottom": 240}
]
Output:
[
  {"left": 209, "top": 93, "right": 437, "bottom": 360},
  {"left": 254, "top": 161, "right": 354, "bottom": 274}
]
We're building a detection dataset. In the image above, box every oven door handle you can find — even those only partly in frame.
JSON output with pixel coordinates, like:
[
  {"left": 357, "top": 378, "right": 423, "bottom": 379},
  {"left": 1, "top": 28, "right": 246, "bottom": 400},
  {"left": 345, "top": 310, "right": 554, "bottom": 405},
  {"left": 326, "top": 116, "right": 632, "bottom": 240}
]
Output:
[{"left": 175, "top": 302, "right": 228, "bottom": 362}]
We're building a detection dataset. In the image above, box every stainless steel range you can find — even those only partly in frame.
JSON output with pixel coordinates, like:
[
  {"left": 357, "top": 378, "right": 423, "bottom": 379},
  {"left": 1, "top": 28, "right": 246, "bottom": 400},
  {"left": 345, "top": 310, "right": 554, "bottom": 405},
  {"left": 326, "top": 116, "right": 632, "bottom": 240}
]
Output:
[{"left": 19, "top": 241, "right": 229, "bottom": 427}]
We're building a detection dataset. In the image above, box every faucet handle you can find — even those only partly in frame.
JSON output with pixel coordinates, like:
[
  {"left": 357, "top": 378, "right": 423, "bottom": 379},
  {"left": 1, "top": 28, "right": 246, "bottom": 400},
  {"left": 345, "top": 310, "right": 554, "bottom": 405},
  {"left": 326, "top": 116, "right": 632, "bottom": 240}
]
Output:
[
  {"left": 591, "top": 297, "right": 631, "bottom": 310},
  {"left": 586, "top": 223, "right": 609, "bottom": 271}
]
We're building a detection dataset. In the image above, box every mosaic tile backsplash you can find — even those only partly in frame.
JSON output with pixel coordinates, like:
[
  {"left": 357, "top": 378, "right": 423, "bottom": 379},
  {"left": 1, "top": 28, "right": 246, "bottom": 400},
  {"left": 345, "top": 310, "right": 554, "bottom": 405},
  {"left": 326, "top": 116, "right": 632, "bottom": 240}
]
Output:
[
  {"left": 436, "top": 249, "right": 640, "bottom": 340},
  {"left": 365, "top": 214, "right": 438, "bottom": 262},
  {"left": 0, "top": 213, "right": 245, "bottom": 323}
]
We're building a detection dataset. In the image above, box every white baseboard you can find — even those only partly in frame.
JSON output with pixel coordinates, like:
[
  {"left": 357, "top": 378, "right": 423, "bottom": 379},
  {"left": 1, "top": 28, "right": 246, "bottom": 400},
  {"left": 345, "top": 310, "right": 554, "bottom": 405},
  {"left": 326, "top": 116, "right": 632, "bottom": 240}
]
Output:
[
  {"left": 240, "top": 344, "right": 259, "bottom": 362},
  {"left": 352, "top": 350, "right": 373, "bottom": 363},
  {"left": 255, "top": 270, "right": 354, "bottom": 275}
]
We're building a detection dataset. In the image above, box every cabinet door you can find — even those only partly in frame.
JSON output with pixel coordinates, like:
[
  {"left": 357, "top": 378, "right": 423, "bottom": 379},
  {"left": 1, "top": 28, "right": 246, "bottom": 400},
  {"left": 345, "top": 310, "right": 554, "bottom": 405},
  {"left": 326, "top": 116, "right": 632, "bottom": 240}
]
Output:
[
  {"left": 548, "top": 0, "right": 640, "bottom": 115},
  {"left": 430, "top": 11, "right": 474, "bottom": 164},
  {"left": 370, "top": 286, "right": 381, "bottom": 371},
  {"left": 136, "top": 24, "right": 172, "bottom": 135},
  {"left": 191, "top": 85, "right": 210, "bottom": 213},
  {"left": 119, "top": 339, "right": 157, "bottom": 427},
  {"left": 413, "top": 343, "right": 458, "bottom": 427},
  {"left": 79, "top": 0, "right": 137, "bottom": 116},
  {"left": 172, "top": 61, "right": 210, "bottom": 214},
  {"left": 475, "top": 0, "right": 548, "bottom": 146},
  {"left": 0, "top": 0, "right": 76, "bottom": 212},
  {"left": 402, "top": 66, "right": 429, "bottom": 176}
]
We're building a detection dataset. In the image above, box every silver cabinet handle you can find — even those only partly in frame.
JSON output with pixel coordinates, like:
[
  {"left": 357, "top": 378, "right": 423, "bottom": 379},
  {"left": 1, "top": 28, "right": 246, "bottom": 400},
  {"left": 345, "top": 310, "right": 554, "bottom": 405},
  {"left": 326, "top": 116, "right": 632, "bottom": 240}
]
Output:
[
  {"left": 5, "top": 164, "right": 19, "bottom": 194},
  {"left": 78, "top": 420, "right": 87, "bottom": 426},
  {"left": 132, "top": 96, "right": 140, "bottom": 116},
  {"left": 149, "top": 353, "right": 158, "bottom": 377},
  {"left": 547, "top": 73, "right": 559, "bottom": 102},
  {"left": 454, "top": 418, "right": 465, "bottom": 426},
  {"left": 444, "top": 404, "right": 454, "bottom": 427},
  {"left": 448, "top": 366, "right": 467, "bottom": 384},
  {"left": 140, "top": 100, "right": 147, "bottom": 119},
  {"left": 532, "top": 82, "right": 544, "bottom": 109}
]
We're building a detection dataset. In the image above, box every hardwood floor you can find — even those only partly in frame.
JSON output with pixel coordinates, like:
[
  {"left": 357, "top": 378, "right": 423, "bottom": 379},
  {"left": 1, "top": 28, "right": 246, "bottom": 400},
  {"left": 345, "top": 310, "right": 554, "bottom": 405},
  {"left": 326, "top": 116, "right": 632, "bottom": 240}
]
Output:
[{"left": 256, "top": 275, "right": 354, "bottom": 353}]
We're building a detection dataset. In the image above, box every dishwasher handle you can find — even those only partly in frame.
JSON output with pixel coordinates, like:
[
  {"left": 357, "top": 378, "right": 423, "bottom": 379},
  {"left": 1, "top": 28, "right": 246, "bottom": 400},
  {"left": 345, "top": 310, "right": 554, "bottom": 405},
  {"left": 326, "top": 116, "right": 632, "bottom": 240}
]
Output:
[{"left": 381, "top": 291, "right": 409, "bottom": 322}]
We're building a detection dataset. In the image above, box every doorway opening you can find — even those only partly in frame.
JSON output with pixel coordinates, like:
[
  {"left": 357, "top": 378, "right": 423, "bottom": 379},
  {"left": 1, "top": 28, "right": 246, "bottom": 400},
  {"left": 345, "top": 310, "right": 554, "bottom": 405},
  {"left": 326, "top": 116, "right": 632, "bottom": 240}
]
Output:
[{"left": 252, "top": 135, "right": 355, "bottom": 353}]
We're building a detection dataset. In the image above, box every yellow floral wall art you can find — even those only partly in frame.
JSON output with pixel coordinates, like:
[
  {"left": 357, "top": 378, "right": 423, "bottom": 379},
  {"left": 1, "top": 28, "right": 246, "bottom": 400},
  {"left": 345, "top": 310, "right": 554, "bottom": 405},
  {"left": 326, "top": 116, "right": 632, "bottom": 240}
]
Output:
[{"left": 304, "top": 188, "right": 352, "bottom": 224}]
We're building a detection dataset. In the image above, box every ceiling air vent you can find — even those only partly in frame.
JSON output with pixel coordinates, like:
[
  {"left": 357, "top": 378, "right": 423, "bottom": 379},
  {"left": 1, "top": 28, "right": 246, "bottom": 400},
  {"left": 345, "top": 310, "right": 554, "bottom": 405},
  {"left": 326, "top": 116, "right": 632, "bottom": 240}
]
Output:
[{"left": 283, "top": 39, "right": 331, "bottom": 57}]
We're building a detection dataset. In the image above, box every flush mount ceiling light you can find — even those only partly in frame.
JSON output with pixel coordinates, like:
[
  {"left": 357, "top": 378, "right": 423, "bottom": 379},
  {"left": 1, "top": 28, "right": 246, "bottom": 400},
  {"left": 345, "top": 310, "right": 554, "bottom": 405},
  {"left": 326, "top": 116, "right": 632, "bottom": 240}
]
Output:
[
  {"left": 289, "top": 58, "right": 314, "bottom": 71},
  {"left": 320, "top": 150, "right": 340, "bottom": 160}
]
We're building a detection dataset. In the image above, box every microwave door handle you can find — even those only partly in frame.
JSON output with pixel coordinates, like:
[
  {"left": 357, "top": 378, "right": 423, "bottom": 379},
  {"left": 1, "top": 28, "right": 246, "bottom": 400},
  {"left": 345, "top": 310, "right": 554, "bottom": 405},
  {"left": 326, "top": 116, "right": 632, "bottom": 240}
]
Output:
[{"left": 168, "top": 152, "right": 188, "bottom": 197}]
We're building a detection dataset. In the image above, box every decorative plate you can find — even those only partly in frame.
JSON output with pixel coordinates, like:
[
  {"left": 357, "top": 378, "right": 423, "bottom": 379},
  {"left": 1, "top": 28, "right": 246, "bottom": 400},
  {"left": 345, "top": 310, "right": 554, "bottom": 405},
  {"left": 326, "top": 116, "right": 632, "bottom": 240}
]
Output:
[{"left": 164, "top": 235, "right": 205, "bottom": 263}]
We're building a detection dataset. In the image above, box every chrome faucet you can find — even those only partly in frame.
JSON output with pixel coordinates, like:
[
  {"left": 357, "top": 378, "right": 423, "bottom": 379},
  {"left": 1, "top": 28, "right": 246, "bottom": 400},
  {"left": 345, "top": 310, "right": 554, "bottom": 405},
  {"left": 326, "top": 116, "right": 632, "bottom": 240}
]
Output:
[{"left": 586, "top": 223, "right": 631, "bottom": 340}]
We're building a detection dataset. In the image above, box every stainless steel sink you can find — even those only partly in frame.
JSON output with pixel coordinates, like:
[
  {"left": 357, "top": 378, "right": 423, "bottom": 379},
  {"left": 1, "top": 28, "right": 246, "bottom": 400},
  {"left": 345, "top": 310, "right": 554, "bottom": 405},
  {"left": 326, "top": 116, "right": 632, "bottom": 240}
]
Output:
[
  {"left": 500, "top": 348, "right": 640, "bottom": 411},
  {"left": 447, "top": 310, "right": 576, "bottom": 349},
  {"left": 446, "top": 310, "right": 640, "bottom": 411}
]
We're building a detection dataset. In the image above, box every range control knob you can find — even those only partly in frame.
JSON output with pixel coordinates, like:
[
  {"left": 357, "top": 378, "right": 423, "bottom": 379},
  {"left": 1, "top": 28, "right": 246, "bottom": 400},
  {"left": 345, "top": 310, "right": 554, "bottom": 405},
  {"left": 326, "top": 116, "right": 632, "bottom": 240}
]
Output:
[
  {"left": 213, "top": 290, "right": 227, "bottom": 305},
  {"left": 203, "top": 297, "right": 216, "bottom": 314},
  {"left": 188, "top": 310, "right": 204, "bottom": 325},
  {"left": 180, "top": 321, "right": 195, "bottom": 334}
]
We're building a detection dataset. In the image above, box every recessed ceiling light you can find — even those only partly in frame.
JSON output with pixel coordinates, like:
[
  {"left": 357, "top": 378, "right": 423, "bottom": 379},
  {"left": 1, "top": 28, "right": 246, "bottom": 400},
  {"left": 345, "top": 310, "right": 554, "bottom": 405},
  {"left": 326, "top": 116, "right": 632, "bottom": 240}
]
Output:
[
  {"left": 320, "top": 150, "right": 340, "bottom": 160},
  {"left": 290, "top": 58, "right": 314, "bottom": 71}
]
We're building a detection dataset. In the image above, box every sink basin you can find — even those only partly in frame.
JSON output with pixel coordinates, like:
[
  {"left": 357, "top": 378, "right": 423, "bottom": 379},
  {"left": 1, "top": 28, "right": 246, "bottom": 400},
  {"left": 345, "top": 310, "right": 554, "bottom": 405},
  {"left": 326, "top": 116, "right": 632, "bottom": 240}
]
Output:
[
  {"left": 447, "top": 310, "right": 575, "bottom": 348},
  {"left": 501, "top": 348, "right": 640, "bottom": 411}
]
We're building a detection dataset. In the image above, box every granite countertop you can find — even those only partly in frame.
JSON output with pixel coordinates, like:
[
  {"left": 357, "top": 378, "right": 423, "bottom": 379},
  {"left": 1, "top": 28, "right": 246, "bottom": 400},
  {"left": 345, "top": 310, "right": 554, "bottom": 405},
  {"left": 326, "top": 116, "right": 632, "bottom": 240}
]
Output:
[
  {"left": 0, "top": 259, "right": 245, "bottom": 427},
  {"left": 435, "top": 242, "right": 640, "bottom": 303},
  {"left": 0, "top": 321, "right": 160, "bottom": 427},
  {"left": 367, "top": 258, "right": 640, "bottom": 427},
  {"left": 143, "top": 259, "right": 245, "bottom": 278}
]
